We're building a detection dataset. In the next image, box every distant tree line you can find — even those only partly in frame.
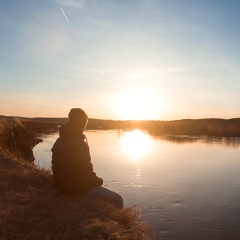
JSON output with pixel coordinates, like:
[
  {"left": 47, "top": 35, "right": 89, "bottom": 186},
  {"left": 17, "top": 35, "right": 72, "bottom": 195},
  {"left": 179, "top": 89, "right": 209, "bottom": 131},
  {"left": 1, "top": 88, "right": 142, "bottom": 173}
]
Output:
[
  {"left": 147, "top": 118, "right": 240, "bottom": 137},
  {"left": 87, "top": 118, "right": 240, "bottom": 137},
  {"left": 2, "top": 116, "right": 240, "bottom": 137}
]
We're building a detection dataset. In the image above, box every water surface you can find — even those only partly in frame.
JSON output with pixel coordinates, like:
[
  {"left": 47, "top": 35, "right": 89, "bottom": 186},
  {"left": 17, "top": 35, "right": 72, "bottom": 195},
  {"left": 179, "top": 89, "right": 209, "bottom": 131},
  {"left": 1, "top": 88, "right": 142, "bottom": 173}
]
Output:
[{"left": 33, "top": 129, "right": 240, "bottom": 240}]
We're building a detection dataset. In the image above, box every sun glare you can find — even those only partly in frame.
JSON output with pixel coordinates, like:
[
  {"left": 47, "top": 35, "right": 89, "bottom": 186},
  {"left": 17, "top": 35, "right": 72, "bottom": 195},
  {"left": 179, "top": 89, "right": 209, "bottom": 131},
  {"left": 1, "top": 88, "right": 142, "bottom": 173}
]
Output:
[
  {"left": 115, "top": 87, "right": 159, "bottom": 120},
  {"left": 120, "top": 129, "right": 152, "bottom": 162}
]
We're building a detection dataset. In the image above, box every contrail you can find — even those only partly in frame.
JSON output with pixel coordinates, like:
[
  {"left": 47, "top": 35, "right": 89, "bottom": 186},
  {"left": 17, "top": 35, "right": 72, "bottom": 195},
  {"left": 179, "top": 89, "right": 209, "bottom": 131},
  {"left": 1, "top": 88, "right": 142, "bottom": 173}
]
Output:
[
  {"left": 86, "top": 68, "right": 105, "bottom": 88},
  {"left": 60, "top": 6, "right": 69, "bottom": 24}
]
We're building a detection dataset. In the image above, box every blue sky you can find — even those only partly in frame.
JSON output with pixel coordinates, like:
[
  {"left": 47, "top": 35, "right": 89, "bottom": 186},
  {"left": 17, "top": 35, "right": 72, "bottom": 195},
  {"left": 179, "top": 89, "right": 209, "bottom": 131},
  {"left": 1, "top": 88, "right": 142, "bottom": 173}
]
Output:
[{"left": 1, "top": 0, "right": 240, "bottom": 120}]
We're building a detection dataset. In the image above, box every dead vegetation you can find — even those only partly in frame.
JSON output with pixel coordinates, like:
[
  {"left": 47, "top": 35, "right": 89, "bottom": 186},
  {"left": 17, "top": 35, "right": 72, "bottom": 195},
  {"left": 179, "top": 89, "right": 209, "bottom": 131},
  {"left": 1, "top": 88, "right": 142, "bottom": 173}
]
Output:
[{"left": 0, "top": 118, "right": 153, "bottom": 240}]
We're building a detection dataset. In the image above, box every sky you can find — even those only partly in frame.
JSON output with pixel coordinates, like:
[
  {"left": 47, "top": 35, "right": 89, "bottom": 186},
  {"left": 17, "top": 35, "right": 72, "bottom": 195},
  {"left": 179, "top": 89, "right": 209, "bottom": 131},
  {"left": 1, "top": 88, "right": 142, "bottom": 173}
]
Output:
[{"left": 0, "top": 0, "right": 240, "bottom": 120}]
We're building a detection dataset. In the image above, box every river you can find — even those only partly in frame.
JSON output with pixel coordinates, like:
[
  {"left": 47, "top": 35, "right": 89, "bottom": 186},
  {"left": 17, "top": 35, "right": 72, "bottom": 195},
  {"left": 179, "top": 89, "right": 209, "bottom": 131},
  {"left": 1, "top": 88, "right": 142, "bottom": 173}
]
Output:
[{"left": 33, "top": 129, "right": 240, "bottom": 240}]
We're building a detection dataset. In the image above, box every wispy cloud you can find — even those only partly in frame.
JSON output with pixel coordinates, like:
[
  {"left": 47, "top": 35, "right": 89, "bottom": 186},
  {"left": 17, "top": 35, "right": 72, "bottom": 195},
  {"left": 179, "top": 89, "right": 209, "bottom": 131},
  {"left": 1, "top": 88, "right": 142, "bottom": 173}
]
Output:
[
  {"left": 54, "top": 0, "right": 85, "bottom": 8},
  {"left": 159, "top": 66, "right": 191, "bottom": 72}
]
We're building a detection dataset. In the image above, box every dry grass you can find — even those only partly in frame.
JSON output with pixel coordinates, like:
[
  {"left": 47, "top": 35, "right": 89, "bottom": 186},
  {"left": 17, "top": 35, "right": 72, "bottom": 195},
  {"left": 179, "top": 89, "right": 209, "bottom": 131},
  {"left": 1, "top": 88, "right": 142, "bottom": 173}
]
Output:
[
  {"left": 0, "top": 118, "right": 153, "bottom": 239},
  {"left": 0, "top": 155, "right": 153, "bottom": 240}
]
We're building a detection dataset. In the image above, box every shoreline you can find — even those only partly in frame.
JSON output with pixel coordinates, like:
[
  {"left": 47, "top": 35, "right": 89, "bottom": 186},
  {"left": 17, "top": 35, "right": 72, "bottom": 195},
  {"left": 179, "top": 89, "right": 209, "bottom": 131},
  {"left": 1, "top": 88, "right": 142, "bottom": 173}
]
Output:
[{"left": 0, "top": 118, "right": 153, "bottom": 240}]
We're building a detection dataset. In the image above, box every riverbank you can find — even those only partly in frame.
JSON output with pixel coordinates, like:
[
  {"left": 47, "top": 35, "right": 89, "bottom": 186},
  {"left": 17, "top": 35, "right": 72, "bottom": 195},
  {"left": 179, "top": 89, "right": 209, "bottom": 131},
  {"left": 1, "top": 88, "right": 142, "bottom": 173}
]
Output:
[{"left": 0, "top": 118, "right": 152, "bottom": 240}]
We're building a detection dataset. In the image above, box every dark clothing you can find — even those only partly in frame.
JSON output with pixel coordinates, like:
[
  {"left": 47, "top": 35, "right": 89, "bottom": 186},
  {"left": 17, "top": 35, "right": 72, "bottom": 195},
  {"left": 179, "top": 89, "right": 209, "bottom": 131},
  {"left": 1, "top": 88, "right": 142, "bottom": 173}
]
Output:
[{"left": 51, "top": 123, "right": 103, "bottom": 195}]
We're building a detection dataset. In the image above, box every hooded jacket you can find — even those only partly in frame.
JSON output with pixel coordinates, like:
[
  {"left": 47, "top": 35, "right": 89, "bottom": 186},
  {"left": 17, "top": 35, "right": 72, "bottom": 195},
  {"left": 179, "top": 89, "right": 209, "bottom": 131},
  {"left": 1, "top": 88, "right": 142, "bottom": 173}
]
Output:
[{"left": 51, "top": 123, "right": 103, "bottom": 195}]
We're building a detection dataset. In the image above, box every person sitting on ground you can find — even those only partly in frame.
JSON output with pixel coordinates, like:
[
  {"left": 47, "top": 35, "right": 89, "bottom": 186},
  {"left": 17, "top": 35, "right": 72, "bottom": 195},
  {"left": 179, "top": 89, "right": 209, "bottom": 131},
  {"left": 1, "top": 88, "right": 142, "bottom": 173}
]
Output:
[{"left": 51, "top": 108, "right": 123, "bottom": 209}]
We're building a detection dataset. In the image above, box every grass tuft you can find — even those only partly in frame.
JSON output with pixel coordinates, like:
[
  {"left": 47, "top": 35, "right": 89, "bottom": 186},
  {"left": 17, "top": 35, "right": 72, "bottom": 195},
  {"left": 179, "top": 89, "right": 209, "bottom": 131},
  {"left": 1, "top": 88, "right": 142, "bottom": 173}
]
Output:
[{"left": 0, "top": 155, "right": 153, "bottom": 240}]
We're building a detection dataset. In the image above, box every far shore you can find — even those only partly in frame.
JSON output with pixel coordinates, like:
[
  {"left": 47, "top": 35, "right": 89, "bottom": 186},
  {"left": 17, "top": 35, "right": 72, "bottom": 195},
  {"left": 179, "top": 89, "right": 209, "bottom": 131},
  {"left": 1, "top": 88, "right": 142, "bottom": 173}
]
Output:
[{"left": 1, "top": 115, "right": 240, "bottom": 137}]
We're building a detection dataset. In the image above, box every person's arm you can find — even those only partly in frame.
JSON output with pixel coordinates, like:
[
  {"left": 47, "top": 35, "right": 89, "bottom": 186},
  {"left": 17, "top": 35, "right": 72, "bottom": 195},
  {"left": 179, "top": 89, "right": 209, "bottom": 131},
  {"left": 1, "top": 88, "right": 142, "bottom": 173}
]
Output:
[{"left": 80, "top": 142, "right": 103, "bottom": 186}]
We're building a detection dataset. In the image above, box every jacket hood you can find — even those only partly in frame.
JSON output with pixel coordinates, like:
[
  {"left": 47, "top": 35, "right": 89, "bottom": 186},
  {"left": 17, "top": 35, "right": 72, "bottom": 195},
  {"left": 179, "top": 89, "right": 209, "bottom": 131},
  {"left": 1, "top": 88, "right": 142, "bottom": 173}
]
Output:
[{"left": 59, "top": 123, "right": 86, "bottom": 140}]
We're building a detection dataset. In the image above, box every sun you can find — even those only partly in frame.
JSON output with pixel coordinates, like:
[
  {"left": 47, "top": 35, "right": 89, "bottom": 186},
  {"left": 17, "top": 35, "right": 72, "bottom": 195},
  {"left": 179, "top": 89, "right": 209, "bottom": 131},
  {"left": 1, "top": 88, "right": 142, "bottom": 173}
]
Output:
[{"left": 115, "top": 87, "right": 159, "bottom": 120}]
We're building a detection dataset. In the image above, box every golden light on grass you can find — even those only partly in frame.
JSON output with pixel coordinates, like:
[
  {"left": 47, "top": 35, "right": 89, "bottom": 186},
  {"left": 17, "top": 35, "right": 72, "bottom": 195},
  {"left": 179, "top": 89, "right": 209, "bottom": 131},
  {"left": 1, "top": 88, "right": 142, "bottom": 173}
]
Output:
[{"left": 120, "top": 129, "right": 152, "bottom": 162}]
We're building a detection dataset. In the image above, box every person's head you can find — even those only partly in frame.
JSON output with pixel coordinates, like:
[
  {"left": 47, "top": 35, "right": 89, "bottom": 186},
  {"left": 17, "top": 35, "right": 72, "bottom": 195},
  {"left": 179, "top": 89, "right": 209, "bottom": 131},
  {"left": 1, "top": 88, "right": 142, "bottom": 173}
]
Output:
[{"left": 68, "top": 108, "right": 88, "bottom": 130}]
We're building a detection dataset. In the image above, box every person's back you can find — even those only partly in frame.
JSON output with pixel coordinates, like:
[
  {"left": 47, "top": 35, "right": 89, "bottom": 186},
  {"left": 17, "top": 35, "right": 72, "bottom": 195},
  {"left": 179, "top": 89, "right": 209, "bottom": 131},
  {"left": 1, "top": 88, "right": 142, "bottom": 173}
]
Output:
[
  {"left": 51, "top": 108, "right": 123, "bottom": 209},
  {"left": 51, "top": 108, "right": 103, "bottom": 195}
]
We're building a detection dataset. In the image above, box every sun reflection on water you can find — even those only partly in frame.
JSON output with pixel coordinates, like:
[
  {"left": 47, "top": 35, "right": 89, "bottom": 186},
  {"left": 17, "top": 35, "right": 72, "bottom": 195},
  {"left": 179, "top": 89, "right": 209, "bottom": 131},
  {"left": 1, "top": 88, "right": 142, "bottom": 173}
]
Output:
[{"left": 120, "top": 129, "right": 152, "bottom": 162}]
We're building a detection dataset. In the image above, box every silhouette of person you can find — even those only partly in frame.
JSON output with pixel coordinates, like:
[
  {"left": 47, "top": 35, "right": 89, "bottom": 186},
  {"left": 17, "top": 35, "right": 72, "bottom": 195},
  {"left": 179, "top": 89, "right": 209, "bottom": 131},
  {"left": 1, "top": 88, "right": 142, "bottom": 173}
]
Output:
[{"left": 51, "top": 108, "right": 123, "bottom": 209}]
